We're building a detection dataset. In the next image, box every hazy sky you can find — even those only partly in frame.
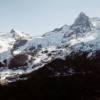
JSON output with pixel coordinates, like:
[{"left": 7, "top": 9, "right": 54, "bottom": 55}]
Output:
[{"left": 0, "top": 0, "right": 100, "bottom": 36}]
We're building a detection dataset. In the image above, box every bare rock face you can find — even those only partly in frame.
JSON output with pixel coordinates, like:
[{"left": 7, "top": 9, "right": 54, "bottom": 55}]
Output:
[
  {"left": 8, "top": 54, "right": 29, "bottom": 68},
  {"left": 71, "top": 12, "right": 92, "bottom": 34}
]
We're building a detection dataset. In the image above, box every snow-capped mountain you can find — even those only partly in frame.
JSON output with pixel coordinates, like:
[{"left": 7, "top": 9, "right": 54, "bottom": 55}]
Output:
[
  {"left": 0, "top": 12, "right": 100, "bottom": 85},
  {"left": 0, "top": 29, "right": 32, "bottom": 62}
]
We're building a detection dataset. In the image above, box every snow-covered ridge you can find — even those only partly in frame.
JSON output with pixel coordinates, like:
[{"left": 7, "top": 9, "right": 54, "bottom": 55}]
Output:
[{"left": 0, "top": 12, "right": 100, "bottom": 84}]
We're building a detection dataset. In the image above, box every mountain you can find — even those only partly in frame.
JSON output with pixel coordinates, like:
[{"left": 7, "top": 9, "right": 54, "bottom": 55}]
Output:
[
  {"left": 0, "top": 12, "right": 100, "bottom": 86},
  {"left": 0, "top": 29, "right": 32, "bottom": 62},
  {"left": 1, "top": 12, "right": 100, "bottom": 100},
  {"left": 70, "top": 12, "right": 92, "bottom": 34}
]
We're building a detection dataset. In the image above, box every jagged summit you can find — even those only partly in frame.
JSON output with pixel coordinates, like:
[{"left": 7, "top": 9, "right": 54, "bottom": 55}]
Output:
[
  {"left": 10, "top": 28, "right": 16, "bottom": 33},
  {"left": 9, "top": 28, "right": 32, "bottom": 40},
  {"left": 72, "top": 12, "right": 89, "bottom": 26},
  {"left": 10, "top": 28, "right": 22, "bottom": 35},
  {"left": 78, "top": 12, "right": 87, "bottom": 17},
  {"left": 70, "top": 12, "right": 92, "bottom": 34},
  {"left": 9, "top": 28, "right": 21, "bottom": 39}
]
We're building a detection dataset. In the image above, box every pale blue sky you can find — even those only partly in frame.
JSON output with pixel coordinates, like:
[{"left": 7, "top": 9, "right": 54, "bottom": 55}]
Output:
[{"left": 0, "top": 0, "right": 100, "bottom": 36}]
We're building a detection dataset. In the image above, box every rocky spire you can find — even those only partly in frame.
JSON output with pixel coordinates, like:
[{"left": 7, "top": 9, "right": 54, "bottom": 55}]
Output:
[
  {"left": 71, "top": 12, "right": 92, "bottom": 34},
  {"left": 10, "top": 28, "right": 16, "bottom": 33}
]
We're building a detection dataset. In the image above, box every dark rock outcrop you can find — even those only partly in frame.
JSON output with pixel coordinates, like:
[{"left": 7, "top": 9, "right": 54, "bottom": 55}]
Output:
[
  {"left": 8, "top": 54, "right": 28, "bottom": 68},
  {"left": 71, "top": 12, "right": 92, "bottom": 34}
]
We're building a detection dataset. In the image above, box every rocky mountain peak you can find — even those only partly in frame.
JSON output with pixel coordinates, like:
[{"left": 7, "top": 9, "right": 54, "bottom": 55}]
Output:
[
  {"left": 73, "top": 12, "right": 89, "bottom": 26},
  {"left": 10, "top": 28, "right": 16, "bottom": 34},
  {"left": 70, "top": 12, "right": 92, "bottom": 34}
]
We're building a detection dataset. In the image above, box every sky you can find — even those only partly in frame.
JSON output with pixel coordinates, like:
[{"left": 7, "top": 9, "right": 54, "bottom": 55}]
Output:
[{"left": 0, "top": 0, "right": 100, "bottom": 36}]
